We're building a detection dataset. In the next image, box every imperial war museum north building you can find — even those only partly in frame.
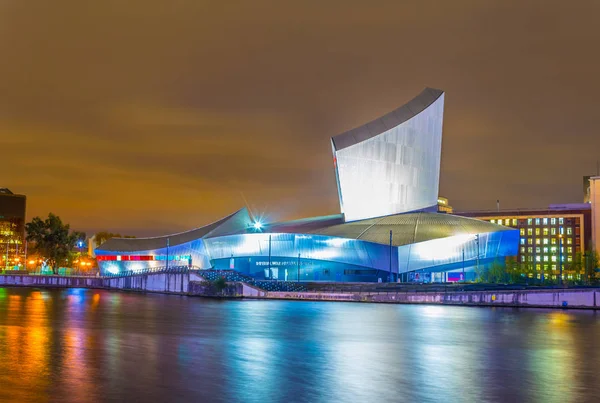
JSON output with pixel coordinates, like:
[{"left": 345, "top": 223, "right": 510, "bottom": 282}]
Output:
[{"left": 96, "top": 88, "right": 518, "bottom": 282}]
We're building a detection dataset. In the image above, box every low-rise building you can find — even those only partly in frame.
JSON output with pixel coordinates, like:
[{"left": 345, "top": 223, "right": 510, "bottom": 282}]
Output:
[{"left": 454, "top": 204, "right": 592, "bottom": 281}]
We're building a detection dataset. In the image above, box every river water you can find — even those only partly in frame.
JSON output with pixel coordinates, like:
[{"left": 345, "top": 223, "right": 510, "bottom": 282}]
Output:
[{"left": 0, "top": 288, "right": 599, "bottom": 402}]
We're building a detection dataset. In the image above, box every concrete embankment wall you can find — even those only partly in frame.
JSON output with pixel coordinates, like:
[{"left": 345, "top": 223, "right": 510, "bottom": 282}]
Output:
[
  {"left": 0, "top": 272, "right": 207, "bottom": 295},
  {"left": 261, "top": 288, "right": 600, "bottom": 309}
]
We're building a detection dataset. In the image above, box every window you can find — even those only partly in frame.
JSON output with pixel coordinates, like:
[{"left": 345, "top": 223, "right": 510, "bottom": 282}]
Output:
[
  {"left": 543, "top": 228, "right": 549, "bottom": 236},
  {"left": 490, "top": 219, "right": 495, "bottom": 224},
  {"left": 567, "top": 238, "right": 572, "bottom": 245},
  {"left": 567, "top": 256, "right": 573, "bottom": 262},
  {"left": 536, "top": 256, "right": 541, "bottom": 262},
  {"left": 567, "top": 247, "right": 573, "bottom": 254},
  {"left": 512, "top": 219, "right": 517, "bottom": 226},
  {"left": 535, "top": 228, "right": 540, "bottom": 235},
  {"left": 520, "top": 247, "right": 526, "bottom": 254},
  {"left": 543, "top": 238, "right": 549, "bottom": 245},
  {"left": 559, "top": 218, "right": 564, "bottom": 224},
  {"left": 536, "top": 239, "right": 541, "bottom": 245},
  {"left": 521, "top": 256, "right": 526, "bottom": 263},
  {"left": 536, "top": 247, "right": 541, "bottom": 253},
  {"left": 527, "top": 228, "right": 533, "bottom": 235},
  {"left": 551, "top": 218, "right": 556, "bottom": 225},
  {"left": 528, "top": 256, "right": 533, "bottom": 262},
  {"left": 521, "top": 238, "right": 526, "bottom": 245},
  {"left": 551, "top": 246, "right": 557, "bottom": 253},
  {"left": 552, "top": 256, "right": 557, "bottom": 262},
  {"left": 552, "top": 264, "right": 557, "bottom": 270},
  {"left": 551, "top": 238, "right": 557, "bottom": 245},
  {"left": 551, "top": 228, "right": 556, "bottom": 235},
  {"left": 543, "top": 247, "right": 548, "bottom": 253},
  {"left": 536, "top": 264, "right": 541, "bottom": 271},
  {"left": 560, "top": 227, "right": 564, "bottom": 235},
  {"left": 528, "top": 247, "right": 533, "bottom": 253},
  {"left": 543, "top": 256, "right": 549, "bottom": 262},
  {"left": 520, "top": 228, "right": 525, "bottom": 236},
  {"left": 528, "top": 238, "right": 533, "bottom": 245},
  {"left": 528, "top": 218, "right": 533, "bottom": 225},
  {"left": 543, "top": 218, "right": 548, "bottom": 225},
  {"left": 567, "top": 227, "right": 573, "bottom": 235}
]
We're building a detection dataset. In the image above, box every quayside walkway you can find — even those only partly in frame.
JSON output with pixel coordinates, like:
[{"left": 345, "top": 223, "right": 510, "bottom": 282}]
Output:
[{"left": 1, "top": 268, "right": 600, "bottom": 309}]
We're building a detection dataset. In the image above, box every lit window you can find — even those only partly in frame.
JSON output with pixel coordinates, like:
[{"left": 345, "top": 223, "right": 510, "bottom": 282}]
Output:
[
  {"left": 536, "top": 239, "right": 541, "bottom": 245},
  {"left": 521, "top": 238, "right": 526, "bottom": 245},
  {"left": 551, "top": 238, "right": 557, "bottom": 245},
  {"left": 520, "top": 247, "right": 525, "bottom": 254},
  {"left": 559, "top": 218, "right": 564, "bottom": 224},
  {"left": 567, "top": 247, "right": 573, "bottom": 253},
  {"left": 529, "top": 238, "right": 534, "bottom": 245},
  {"left": 527, "top": 218, "right": 533, "bottom": 225},
  {"left": 543, "top": 228, "right": 549, "bottom": 236},
  {"left": 551, "top": 218, "right": 556, "bottom": 225},
  {"left": 567, "top": 256, "right": 572, "bottom": 262},
  {"left": 497, "top": 219, "right": 503, "bottom": 225},
  {"left": 543, "top": 247, "right": 548, "bottom": 253},
  {"left": 512, "top": 219, "right": 517, "bottom": 226},
  {"left": 490, "top": 219, "right": 495, "bottom": 224},
  {"left": 527, "top": 228, "right": 533, "bottom": 236},
  {"left": 535, "top": 218, "right": 540, "bottom": 225},
  {"left": 551, "top": 247, "right": 557, "bottom": 253},
  {"left": 567, "top": 227, "right": 573, "bottom": 235},
  {"left": 521, "top": 256, "right": 526, "bottom": 263},
  {"left": 551, "top": 228, "right": 556, "bottom": 235},
  {"left": 543, "top": 218, "right": 548, "bottom": 225},
  {"left": 543, "top": 256, "right": 549, "bottom": 262},
  {"left": 528, "top": 256, "right": 533, "bottom": 262},
  {"left": 536, "top": 264, "right": 541, "bottom": 271},
  {"left": 560, "top": 227, "right": 564, "bottom": 235},
  {"left": 552, "top": 264, "right": 556, "bottom": 270},
  {"left": 543, "top": 238, "right": 548, "bottom": 245},
  {"left": 552, "top": 256, "right": 557, "bottom": 262},
  {"left": 536, "top": 247, "right": 541, "bottom": 253},
  {"left": 536, "top": 256, "right": 541, "bottom": 262},
  {"left": 535, "top": 228, "right": 541, "bottom": 235},
  {"left": 520, "top": 228, "right": 525, "bottom": 236},
  {"left": 567, "top": 238, "right": 572, "bottom": 245},
  {"left": 528, "top": 247, "right": 533, "bottom": 253}
]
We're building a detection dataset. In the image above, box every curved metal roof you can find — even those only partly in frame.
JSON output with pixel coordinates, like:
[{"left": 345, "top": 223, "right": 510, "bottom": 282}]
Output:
[
  {"left": 306, "top": 212, "right": 511, "bottom": 247},
  {"left": 96, "top": 208, "right": 252, "bottom": 252},
  {"left": 331, "top": 87, "right": 444, "bottom": 151},
  {"left": 97, "top": 209, "right": 513, "bottom": 253}
]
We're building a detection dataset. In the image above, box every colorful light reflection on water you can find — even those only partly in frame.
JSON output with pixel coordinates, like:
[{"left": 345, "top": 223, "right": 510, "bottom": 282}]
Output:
[{"left": 0, "top": 288, "right": 599, "bottom": 402}]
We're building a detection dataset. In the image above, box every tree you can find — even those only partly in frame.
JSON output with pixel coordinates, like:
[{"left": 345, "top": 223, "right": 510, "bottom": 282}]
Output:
[
  {"left": 25, "top": 213, "right": 85, "bottom": 275},
  {"left": 94, "top": 231, "right": 136, "bottom": 246}
]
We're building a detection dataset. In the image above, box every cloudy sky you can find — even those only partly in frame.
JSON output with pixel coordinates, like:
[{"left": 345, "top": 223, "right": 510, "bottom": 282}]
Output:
[{"left": 1, "top": 0, "right": 599, "bottom": 236}]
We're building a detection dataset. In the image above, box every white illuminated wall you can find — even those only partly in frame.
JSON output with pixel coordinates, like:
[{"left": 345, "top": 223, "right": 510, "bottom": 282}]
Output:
[{"left": 333, "top": 93, "right": 444, "bottom": 222}]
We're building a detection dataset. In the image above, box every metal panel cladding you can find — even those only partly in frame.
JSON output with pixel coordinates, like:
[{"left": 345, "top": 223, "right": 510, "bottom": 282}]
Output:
[{"left": 332, "top": 88, "right": 445, "bottom": 222}]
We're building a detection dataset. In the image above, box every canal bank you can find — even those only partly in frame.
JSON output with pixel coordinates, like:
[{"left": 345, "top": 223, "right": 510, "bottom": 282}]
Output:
[{"left": 1, "top": 273, "right": 600, "bottom": 310}]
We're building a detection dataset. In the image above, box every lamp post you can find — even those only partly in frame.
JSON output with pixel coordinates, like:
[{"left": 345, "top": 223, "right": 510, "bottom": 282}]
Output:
[
  {"left": 166, "top": 238, "right": 170, "bottom": 271},
  {"left": 389, "top": 230, "right": 393, "bottom": 283},
  {"left": 462, "top": 247, "right": 465, "bottom": 283},
  {"left": 475, "top": 234, "right": 480, "bottom": 275},
  {"left": 558, "top": 234, "right": 563, "bottom": 286}
]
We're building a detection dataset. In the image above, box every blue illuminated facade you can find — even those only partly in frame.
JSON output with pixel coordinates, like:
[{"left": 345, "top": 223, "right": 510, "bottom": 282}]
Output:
[{"left": 95, "top": 88, "right": 519, "bottom": 282}]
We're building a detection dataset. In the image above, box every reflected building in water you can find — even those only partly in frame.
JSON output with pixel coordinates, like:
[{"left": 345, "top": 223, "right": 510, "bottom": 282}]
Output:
[{"left": 95, "top": 88, "right": 518, "bottom": 282}]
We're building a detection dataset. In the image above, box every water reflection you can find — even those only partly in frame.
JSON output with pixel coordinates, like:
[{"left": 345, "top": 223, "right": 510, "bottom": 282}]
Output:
[{"left": 0, "top": 288, "right": 599, "bottom": 402}]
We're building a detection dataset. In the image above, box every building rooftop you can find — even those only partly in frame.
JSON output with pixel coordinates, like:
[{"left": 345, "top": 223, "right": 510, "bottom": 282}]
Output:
[{"left": 330, "top": 87, "right": 444, "bottom": 151}]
